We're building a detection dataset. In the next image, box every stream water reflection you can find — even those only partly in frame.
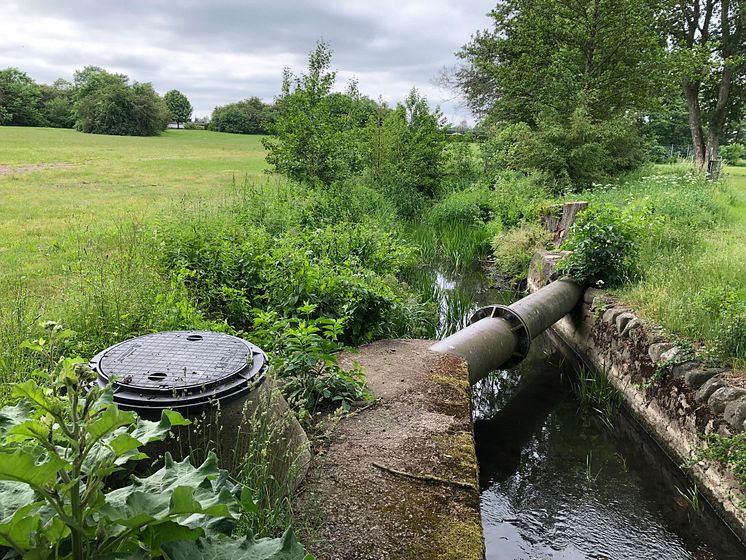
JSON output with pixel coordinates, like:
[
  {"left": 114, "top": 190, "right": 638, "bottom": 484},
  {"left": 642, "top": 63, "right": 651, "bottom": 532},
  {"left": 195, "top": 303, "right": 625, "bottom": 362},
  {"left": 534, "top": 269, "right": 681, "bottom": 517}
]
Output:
[{"left": 472, "top": 336, "right": 745, "bottom": 560}]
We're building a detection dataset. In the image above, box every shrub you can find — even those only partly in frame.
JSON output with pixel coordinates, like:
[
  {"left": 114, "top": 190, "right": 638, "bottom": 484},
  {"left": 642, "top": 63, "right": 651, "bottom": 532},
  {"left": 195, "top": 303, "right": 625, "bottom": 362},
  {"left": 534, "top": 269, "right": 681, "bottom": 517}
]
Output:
[
  {"left": 557, "top": 204, "right": 650, "bottom": 287},
  {"left": 491, "top": 172, "right": 550, "bottom": 228},
  {"left": 492, "top": 223, "right": 551, "bottom": 280},
  {"left": 74, "top": 67, "right": 169, "bottom": 136},
  {"left": 720, "top": 143, "right": 745, "bottom": 165},
  {"left": 210, "top": 97, "right": 275, "bottom": 134},
  {"left": 482, "top": 109, "right": 649, "bottom": 190},
  {"left": 427, "top": 187, "right": 495, "bottom": 228}
]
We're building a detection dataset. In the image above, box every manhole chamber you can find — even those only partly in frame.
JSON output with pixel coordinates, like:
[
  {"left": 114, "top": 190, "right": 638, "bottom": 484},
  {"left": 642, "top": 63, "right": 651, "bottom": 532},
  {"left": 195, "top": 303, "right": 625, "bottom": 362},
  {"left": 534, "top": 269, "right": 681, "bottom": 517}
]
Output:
[{"left": 91, "top": 330, "right": 309, "bottom": 482}]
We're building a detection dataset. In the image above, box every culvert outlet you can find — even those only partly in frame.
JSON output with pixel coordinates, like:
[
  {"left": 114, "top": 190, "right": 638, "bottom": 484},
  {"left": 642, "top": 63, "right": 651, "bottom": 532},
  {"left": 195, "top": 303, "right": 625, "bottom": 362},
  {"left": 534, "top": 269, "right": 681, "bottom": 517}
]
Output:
[{"left": 91, "top": 330, "right": 310, "bottom": 484}]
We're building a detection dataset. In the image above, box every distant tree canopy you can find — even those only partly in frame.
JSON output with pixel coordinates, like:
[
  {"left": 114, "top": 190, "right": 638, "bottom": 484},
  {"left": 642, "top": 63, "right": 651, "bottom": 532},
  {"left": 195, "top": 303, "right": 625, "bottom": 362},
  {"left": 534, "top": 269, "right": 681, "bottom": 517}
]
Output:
[
  {"left": 0, "top": 68, "right": 44, "bottom": 126},
  {"left": 73, "top": 66, "right": 169, "bottom": 136},
  {"left": 164, "top": 89, "right": 192, "bottom": 128},
  {"left": 209, "top": 97, "right": 276, "bottom": 134}
]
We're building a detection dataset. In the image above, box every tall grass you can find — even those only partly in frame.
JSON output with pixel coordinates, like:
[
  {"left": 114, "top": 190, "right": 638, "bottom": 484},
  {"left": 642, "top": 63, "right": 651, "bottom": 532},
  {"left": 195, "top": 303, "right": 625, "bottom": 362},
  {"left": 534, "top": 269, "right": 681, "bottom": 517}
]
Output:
[{"left": 575, "top": 164, "right": 746, "bottom": 369}]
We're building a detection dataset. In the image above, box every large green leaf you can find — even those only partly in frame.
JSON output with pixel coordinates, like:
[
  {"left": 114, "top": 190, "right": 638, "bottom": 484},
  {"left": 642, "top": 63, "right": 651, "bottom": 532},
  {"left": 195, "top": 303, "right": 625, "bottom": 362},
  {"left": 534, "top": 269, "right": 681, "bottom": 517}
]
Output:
[
  {"left": 0, "top": 402, "right": 33, "bottom": 433},
  {"left": 0, "top": 503, "right": 41, "bottom": 549},
  {"left": 142, "top": 520, "right": 203, "bottom": 554},
  {"left": 161, "top": 528, "right": 313, "bottom": 560},
  {"left": 87, "top": 405, "right": 136, "bottom": 441},
  {"left": 0, "top": 447, "right": 68, "bottom": 488},
  {"left": 11, "top": 382, "right": 55, "bottom": 414},
  {"left": 102, "top": 453, "right": 238, "bottom": 534},
  {"left": 7, "top": 419, "right": 51, "bottom": 443},
  {"left": 129, "top": 409, "right": 190, "bottom": 445}
]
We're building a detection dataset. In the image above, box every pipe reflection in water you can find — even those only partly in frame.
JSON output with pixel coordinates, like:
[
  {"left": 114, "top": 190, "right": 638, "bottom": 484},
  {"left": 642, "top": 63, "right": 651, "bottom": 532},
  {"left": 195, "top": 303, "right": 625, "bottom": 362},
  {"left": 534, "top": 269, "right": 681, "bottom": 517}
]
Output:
[{"left": 473, "top": 333, "right": 746, "bottom": 560}]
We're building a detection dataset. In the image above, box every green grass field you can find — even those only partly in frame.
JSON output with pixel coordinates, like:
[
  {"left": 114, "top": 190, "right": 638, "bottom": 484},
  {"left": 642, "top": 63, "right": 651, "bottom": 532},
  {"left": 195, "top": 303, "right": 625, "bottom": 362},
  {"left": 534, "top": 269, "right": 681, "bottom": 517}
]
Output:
[{"left": 0, "top": 127, "right": 274, "bottom": 297}]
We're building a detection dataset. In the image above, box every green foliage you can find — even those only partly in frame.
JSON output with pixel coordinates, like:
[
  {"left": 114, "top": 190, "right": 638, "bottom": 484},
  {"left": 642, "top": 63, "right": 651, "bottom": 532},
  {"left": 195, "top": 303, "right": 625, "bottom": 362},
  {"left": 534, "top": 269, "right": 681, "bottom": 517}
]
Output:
[
  {"left": 74, "top": 66, "right": 169, "bottom": 136},
  {"left": 490, "top": 172, "right": 550, "bottom": 227},
  {"left": 491, "top": 223, "right": 551, "bottom": 280},
  {"left": 210, "top": 97, "right": 276, "bottom": 134},
  {"left": 482, "top": 110, "right": 649, "bottom": 190},
  {"left": 38, "top": 79, "right": 75, "bottom": 128},
  {"left": 160, "top": 217, "right": 418, "bottom": 345},
  {"left": 557, "top": 204, "right": 652, "bottom": 287},
  {"left": 720, "top": 143, "right": 745, "bottom": 165},
  {"left": 427, "top": 187, "right": 495, "bottom": 227},
  {"left": 365, "top": 88, "right": 447, "bottom": 216},
  {"left": 250, "top": 308, "right": 369, "bottom": 413},
  {"left": 263, "top": 42, "right": 375, "bottom": 186},
  {"left": 456, "top": 0, "right": 663, "bottom": 122},
  {"left": 0, "top": 67, "right": 44, "bottom": 126},
  {"left": 572, "top": 364, "right": 621, "bottom": 430},
  {"left": 688, "top": 432, "right": 746, "bottom": 494},
  {"left": 164, "top": 89, "right": 193, "bottom": 127},
  {"left": 443, "top": 137, "right": 481, "bottom": 190},
  {"left": 162, "top": 529, "right": 313, "bottom": 560}
]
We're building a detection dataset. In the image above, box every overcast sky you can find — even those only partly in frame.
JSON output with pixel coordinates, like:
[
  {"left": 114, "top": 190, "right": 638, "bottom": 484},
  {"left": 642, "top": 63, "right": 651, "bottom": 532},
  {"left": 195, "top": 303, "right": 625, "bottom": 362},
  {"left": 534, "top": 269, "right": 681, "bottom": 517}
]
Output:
[{"left": 2, "top": 1, "right": 495, "bottom": 124}]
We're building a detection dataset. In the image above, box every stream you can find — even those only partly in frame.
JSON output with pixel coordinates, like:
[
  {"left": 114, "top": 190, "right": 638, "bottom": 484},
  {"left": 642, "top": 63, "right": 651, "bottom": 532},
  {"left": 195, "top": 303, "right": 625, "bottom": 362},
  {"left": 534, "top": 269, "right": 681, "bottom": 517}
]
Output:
[{"left": 433, "top": 265, "right": 746, "bottom": 560}]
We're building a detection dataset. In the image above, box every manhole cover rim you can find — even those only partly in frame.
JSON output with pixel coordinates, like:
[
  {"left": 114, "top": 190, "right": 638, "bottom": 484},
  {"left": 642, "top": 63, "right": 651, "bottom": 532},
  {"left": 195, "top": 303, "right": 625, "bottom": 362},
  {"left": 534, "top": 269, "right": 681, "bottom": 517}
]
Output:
[{"left": 91, "top": 330, "right": 264, "bottom": 394}]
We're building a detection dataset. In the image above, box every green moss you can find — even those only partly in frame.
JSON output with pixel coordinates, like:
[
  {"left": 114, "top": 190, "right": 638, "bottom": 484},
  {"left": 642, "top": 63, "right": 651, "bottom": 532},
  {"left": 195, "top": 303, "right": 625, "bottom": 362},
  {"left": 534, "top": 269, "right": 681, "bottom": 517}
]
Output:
[{"left": 432, "top": 519, "right": 485, "bottom": 560}]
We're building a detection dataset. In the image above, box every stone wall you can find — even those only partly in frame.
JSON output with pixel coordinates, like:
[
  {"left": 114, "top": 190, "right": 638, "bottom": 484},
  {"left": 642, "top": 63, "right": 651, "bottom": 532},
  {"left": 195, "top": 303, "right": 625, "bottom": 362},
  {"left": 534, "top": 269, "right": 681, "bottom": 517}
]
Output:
[{"left": 529, "top": 253, "right": 746, "bottom": 544}]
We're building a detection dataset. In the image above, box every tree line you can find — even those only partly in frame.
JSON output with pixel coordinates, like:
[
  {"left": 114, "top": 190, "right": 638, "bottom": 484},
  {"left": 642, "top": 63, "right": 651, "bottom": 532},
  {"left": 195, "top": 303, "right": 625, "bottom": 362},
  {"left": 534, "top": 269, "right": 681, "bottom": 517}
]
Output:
[{"left": 0, "top": 66, "right": 278, "bottom": 136}]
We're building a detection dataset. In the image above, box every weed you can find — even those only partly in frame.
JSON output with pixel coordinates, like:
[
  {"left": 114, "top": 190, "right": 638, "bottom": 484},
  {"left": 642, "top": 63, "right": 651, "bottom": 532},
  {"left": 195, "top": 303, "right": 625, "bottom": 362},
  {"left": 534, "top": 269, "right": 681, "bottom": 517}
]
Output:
[
  {"left": 573, "top": 364, "right": 620, "bottom": 429},
  {"left": 676, "top": 484, "right": 704, "bottom": 516}
]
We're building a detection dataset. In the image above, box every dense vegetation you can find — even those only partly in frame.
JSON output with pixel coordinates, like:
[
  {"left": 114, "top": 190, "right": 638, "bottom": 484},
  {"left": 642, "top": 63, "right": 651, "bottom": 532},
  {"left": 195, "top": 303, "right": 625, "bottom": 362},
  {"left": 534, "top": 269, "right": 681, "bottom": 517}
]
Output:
[
  {"left": 209, "top": 97, "right": 276, "bottom": 134},
  {"left": 2, "top": 1, "right": 746, "bottom": 555}
]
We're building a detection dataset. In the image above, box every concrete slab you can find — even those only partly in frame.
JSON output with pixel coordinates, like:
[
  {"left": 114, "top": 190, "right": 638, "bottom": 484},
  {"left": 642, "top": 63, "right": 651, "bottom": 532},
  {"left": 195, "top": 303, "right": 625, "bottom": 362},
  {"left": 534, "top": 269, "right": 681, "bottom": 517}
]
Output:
[{"left": 296, "top": 339, "right": 484, "bottom": 560}]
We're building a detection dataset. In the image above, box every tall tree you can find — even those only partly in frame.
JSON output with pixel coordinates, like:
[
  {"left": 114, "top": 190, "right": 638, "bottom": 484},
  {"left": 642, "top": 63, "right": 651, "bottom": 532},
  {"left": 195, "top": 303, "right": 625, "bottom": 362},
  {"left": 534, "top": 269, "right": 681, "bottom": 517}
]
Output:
[
  {"left": 663, "top": 0, "right": 746, "bottom": 168},
  {"left": 456, "top": 0, "right": 665, "bottom": 124},
  {"left": 163, "top": 89, "right": 193, "bottom": 128},
  {"left": 0, "top": 68, "right": 43, "bottom": 126}
]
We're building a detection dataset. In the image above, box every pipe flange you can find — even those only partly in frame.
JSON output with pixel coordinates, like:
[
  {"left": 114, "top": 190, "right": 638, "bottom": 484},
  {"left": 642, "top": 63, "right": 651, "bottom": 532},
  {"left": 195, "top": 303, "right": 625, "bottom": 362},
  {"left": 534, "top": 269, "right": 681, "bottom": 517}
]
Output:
[{"left": 469, "top": 304, "right": 532, "bottom": 369}]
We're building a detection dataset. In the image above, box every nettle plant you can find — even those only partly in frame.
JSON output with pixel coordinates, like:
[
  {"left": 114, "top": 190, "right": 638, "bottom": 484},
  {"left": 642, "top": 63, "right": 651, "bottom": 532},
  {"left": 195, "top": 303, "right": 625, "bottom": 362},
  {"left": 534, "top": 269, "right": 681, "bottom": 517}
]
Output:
[{"left": 0, "top": 333, "right": 311, "bottom": 559}]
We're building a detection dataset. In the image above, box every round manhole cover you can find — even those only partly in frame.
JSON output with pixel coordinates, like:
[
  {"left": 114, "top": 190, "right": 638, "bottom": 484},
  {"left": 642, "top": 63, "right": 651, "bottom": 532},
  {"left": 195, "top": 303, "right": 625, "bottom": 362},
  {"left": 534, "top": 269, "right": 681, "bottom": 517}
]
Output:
[{"left": 91, "top": 331, "right": 267, "bottom": 412}]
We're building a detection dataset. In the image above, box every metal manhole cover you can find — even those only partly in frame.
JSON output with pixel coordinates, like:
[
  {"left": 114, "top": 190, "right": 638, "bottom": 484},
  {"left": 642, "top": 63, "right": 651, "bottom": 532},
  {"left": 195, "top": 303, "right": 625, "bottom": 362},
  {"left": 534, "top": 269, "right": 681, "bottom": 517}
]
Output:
[{"left": 90, "top": 331, "right": 268, "bottom": 411}]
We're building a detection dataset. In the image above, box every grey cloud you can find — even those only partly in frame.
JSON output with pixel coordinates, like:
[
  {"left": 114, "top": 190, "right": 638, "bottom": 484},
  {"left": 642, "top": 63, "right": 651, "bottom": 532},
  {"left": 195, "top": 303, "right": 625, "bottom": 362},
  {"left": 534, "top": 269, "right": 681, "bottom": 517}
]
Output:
[{"left": 3, "top": 0, "right": 494, "bottom": 122}]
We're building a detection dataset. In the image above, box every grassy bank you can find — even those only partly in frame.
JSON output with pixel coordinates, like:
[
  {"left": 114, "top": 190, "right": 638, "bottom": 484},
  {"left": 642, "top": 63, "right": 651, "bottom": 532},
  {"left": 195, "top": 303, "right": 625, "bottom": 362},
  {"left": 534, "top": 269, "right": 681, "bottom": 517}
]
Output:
[{"left": 559, "top": 163, "right": 746, "bottom": 370}]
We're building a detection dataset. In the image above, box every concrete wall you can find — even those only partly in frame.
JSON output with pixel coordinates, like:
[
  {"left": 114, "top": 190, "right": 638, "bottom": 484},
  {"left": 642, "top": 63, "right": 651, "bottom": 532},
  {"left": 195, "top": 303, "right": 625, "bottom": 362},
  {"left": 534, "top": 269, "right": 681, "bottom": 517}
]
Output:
[{"left": 529, "top": 253, "right": 746, "bottom": 544}]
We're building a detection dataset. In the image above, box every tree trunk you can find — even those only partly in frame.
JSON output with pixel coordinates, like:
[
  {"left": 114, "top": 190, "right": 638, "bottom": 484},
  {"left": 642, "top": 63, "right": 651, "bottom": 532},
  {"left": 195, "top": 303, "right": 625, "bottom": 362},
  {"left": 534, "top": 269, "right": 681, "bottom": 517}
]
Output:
[
  {"left": 706, "top": 66, "right": 734, "bottom": 163},
  {"left": 682, "top": 80, "right": 706, "bottom": 169}
]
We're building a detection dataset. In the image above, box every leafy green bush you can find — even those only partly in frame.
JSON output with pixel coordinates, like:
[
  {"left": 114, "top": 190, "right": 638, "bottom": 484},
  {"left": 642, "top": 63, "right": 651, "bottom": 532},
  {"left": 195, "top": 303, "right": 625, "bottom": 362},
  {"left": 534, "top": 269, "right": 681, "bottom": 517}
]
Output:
[
  {"left": 720, "top": 143, "right": 745, "bottom": 165},
  {"left": 210, "top": 97, "right": 275, "bottom": 135},
  {"left": 427, "top": 187, "right": 495, "bottom": 227},
  {"left": 491, "top": 172, "right": 550, "bottom": 228},
  {"left": 482, "top": 109, "right": 649, "bottom": 190},
  {"left": 250, "top": 306, "right": 369, "bottom": 413},
  {"left": 74, "top": 67, "right": 169, "bottom": 136},
  {"left": 0, "top": 343, "right": 311, "bottom": 559},
  {"left": 491, "top": 223, "right": 551, "bottom": 280},
  {"left": 557, "top": 204, "right": 650, "bottom": 287}
]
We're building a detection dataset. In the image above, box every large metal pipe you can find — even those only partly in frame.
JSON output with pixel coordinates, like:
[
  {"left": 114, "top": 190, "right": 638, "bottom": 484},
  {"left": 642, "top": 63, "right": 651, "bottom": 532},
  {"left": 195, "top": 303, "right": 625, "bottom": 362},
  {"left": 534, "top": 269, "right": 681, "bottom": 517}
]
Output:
[{"left": 430, "top": 279, "right": 583, "bottom": 384}]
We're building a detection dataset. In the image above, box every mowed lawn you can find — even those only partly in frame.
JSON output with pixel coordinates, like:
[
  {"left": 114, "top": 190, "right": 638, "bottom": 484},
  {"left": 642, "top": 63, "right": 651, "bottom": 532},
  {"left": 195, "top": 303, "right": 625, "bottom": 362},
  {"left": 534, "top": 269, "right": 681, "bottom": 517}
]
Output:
[{"left": 0, "top": 127, "right": 273, "bottom": 297}]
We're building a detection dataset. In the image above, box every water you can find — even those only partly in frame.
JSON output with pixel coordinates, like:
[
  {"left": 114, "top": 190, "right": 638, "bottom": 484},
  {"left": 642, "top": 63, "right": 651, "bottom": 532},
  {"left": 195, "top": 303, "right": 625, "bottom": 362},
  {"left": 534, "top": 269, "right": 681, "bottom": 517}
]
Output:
[
  {"left": 473, "top": 336, "right": 746, "bottom": 560},
  {"left": 431, "top": 265, "right": 745, "bottom": 559}
]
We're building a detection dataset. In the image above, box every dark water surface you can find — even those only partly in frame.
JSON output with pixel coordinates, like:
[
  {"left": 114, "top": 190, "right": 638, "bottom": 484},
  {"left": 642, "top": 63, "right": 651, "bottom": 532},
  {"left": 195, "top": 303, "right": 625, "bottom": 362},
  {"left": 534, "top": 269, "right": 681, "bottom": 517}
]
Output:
[
  {"left": 432, "top": 265, "right": 744, "bottom": 559},
  {"left": 472, "top": 338, "right": 745, "bottom": 560}
]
